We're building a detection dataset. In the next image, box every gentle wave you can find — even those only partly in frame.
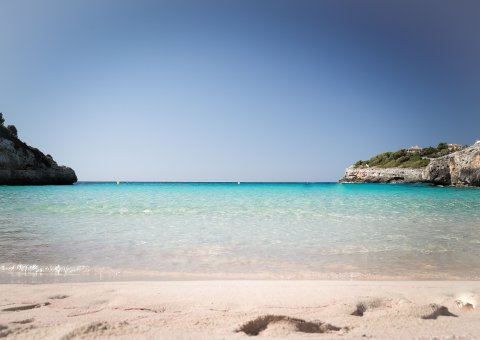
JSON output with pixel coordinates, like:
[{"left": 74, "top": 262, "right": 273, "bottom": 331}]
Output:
[
  {"left": 1, "top": 262, "right": 479, "bottom": 283},
  {"left": 0, "top": 263, "right": 100, "bottom": 275}
]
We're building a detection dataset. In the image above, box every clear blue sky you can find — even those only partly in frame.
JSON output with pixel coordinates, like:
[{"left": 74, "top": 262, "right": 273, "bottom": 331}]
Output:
[{"left": 1, "top": 0, "right": 479, "bottom": 181}]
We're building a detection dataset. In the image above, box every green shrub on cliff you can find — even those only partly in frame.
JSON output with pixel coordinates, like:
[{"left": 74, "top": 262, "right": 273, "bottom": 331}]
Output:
[
  {"left": 7, "top": 125, "right": 18, "bottom": 137},
  {"left": 422, "top": 143, "right": 451, "bottom": 158},
  {"left": 354, "top": 143, "right": 455, "bottom": 169}
]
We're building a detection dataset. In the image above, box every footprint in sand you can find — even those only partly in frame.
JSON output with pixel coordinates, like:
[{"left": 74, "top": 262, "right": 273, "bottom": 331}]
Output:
[
  {"left": 351, "top": 303, "right": 367, "bottom": 316},
  {"left": 236, "top": 315, "right": 345, "bottom": 336},
  {"left": 122, "top": 307, "right": 166, "bottom": 313},
  {"left": 60, "top": 321, "right": 128, "bottom": 340},
  {"left": 67, "top": 308, "right": 104, "bottom": 317},
  {"left": 420, "top": 304, "right": 458, "bottom": 320},
  {"left": 350, "top": 298, "right": 384, "bottom": 317},
  {"left": 454, "top": 294, "right": 477, "bottom": 312},
  {"left": 0, "top": 324, "right": 11, "bottom": 337},
  {"left": 48, "top": 294, "right": 69, "bottom": 300},
  {"left": 2, "top": 302, "right": 50, "bottom": 312},
  {"left": 10, "top": 319, "right": 34, "bottom": 324}
]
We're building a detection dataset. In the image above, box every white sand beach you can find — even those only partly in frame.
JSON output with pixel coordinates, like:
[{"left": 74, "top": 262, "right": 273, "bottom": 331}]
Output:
[{"left": 1, "top": 280, "right": 479, "bottom": 339}]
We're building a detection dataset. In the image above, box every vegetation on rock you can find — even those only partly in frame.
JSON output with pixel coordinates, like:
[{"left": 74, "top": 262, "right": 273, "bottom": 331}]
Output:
[
  {"left": 6, "top": 125, "right": 17, "bottom": 137},
  {"left": 354, "top": 143, "right": 457, "bottom": 169}
]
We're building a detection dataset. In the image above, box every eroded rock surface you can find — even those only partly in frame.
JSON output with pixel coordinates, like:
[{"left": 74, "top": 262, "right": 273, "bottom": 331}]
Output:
[
  {"left": 340, "top": 143, "right": 480, "bottom": 186},
  {"left": 0, "top": 126, "right": 76, "bottom": 185},
  {"left": 425, "top": 143, "right": 480, "bottom": 186},
  {"left": 339, "top": 167, "right": 425, "bottom": 184}
]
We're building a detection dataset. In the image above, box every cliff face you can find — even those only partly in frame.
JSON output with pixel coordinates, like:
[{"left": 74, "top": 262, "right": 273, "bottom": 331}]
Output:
[
  {"left": 339, "top": 166, "right": 425, "bottom": 183},
  {"left": 0, "top": 126, "right": 77, "bottom": 185},
  {"left": 340, "top": 143, "right": 480, "bottom": 186},
  {"left": 425, "top": 143, "right": 480, "bottom": 186}
]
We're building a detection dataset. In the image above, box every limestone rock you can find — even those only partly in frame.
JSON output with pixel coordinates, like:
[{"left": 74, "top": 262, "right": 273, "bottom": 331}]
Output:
[
  {"left": 0, "top": 125, "right": 77, "bottom": 185},
  {"left": 340, "top": 142, "right": 480, "bottom": 187},
  {"left": 339, "top": 166, "right": 425, "bottom": 184},
  {"left": 424, "top": 143, "right": 480, "bottom": 186}
]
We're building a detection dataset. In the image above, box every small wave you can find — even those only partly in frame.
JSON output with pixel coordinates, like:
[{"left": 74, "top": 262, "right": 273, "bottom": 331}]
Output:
[
  {"left": 1, "top": 262, "right": 479, "bottom": 282},
  {"left": 0, "top": 263, "right": 125, "bottom": 277},
  {"left": 0, "top": 263, "right": 91, "bottom": 275}
]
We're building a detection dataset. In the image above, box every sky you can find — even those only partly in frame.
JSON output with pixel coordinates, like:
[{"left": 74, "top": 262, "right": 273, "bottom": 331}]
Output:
[{"left": 0, "top": 0, "right": 479, "bottom": 182}]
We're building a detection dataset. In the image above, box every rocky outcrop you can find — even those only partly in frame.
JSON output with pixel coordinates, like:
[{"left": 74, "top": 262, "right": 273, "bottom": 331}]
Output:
[
  {"left": 424, "top": 143, "right": 480, "bottom": 186},
  {"left": 339, "top": 166, "right": 425, "bottom": 183},
  {"left": 0, "top": 125, "right": 77, "bottom": 185},
  {"left": 340, "top": 143, "right": 480, "bottom": 186}
]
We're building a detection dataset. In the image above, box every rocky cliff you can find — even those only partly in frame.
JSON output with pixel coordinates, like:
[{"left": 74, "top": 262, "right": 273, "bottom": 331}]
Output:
[
  {"left": 0, "top": 124, "right": 77, "bottom": 185},
  {"left": 340, "top": 143, "right": 480, "bottom": 186},
  {"left": 425, "top": 142, "right": 480, "bottom": 186},
  {"left": 339, "top": 167, "right": 425, "bottom": 184}
]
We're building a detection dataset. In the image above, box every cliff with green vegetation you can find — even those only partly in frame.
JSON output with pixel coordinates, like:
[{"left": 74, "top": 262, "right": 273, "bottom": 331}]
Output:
[
  {"left": 353, "top": 143, "right": 457, "bottom": 169},
  {"left": 340, "top": 142, "right": 480, "bottom": 186},
  {"left": 0, "top": 113, "right": 77, "bottom": 185}
]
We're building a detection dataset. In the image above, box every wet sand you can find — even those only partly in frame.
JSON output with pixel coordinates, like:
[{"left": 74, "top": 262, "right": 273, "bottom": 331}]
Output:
[{"left": 1, "top": 280, "right": 479, "bottom": 339}]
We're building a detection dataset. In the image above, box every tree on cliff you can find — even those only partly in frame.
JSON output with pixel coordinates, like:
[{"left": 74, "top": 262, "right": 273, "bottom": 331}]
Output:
[
  {"left": 0, "top": 113, "right": 18, "bottom": 137},
  {"left": 437, "top": 142, "right": 448, "bottom": 150},
  {"left": 7, "top": 125, "right": 18, "bottom": 137}
]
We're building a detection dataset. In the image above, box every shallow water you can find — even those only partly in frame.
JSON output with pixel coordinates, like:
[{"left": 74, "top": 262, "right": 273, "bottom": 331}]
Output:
[{"left": 1, "top": 182, "right": 480, "bottom": 282}]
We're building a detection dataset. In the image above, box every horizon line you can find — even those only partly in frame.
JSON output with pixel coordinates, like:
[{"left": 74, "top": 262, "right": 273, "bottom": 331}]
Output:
[{"left": 75, "top": 181, "right": 339, "bottom": 184}]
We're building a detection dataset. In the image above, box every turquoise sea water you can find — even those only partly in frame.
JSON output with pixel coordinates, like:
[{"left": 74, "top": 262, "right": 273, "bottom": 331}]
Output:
[{"left": 1, "top": 182, "right": 480, "bottom": 282}]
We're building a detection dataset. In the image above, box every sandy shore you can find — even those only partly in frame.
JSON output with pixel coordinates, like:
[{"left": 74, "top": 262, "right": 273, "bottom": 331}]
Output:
[{"left": 1, "top": 280, "right": 479, "bottom": 339}]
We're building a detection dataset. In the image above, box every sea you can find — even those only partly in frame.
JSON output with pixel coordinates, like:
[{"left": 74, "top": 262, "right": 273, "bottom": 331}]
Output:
[{"left": 1, "top": 182, "right": 479, "bottom": 283}]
